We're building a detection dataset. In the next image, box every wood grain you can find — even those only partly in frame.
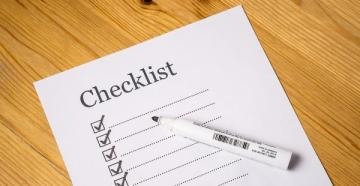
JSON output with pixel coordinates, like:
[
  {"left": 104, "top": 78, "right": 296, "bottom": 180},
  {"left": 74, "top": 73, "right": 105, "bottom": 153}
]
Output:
[{"left": 0, "top": 0, "right": 359, "bottom": 185}]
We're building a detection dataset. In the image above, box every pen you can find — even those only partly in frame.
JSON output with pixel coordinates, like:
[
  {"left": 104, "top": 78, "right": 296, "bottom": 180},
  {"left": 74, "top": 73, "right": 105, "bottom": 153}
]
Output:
[{"left": 152, "top": 116, "right": 293, "bottom": 170}]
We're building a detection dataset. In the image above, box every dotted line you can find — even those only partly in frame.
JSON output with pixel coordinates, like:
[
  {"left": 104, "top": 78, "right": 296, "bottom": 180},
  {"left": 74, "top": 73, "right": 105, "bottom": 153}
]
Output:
[
  {"left": 115, "top": 105, "right": 217, "bottom": 144},
  {"left": 109, "top": 89, "right": 209, "bottom": 128},
  {"left": 132, "top": 149, "right": 222, "bottom": 186},
  {"left": 174, "top": 158, "right": 242, "bottom": 186},
  {"left": 126, "top": 142, "right": 198, "bottom": 172},
  {"left": 201, "top": 116, "right": 222, "bottom": 126},
  {"left": 119, "top": 135, "right": 175, "bottom": 157},
  {"left": 176, "top": 102, "right": 215, "bottom": 118},
  {"left": 115, "top": 124, "right": 160, "bottom": 142},
  {"left": 217, "top": 173, "right": 249, "bottom": 186},
  {"left": 122, "top": 116, "right": 222, "bottom": 170}
]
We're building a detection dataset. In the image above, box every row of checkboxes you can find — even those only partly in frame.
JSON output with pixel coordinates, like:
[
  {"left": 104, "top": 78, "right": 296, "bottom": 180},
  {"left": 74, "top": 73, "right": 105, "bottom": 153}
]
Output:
[
  {"left": 91, "top": 115, "right": 117, "bottom": 160},
  {"left": 91, "top": 115, "right": 129, "bottom": 186}
]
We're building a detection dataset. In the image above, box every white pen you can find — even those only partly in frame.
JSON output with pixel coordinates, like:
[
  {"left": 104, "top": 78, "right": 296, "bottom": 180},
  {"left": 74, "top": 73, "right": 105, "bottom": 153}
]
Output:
[{"left": 152, "top": 116, "right": 293, "bottom": 170}]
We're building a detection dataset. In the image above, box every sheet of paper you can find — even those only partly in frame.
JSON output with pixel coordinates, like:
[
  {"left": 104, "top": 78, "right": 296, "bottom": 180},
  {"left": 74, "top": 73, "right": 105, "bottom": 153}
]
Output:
[{"left": 34, "top": 6, "right": 332, "bottom": 186}]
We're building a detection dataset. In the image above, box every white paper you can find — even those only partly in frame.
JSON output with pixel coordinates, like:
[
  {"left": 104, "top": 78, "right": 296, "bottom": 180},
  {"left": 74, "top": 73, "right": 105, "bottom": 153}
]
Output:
[{"left": 34, "top": 6, "right": 332, "bottom": 186}]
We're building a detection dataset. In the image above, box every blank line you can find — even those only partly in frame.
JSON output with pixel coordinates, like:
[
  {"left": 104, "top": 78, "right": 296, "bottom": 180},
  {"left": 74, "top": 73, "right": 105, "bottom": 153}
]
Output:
[
  {"left": 115, "top": 124, "right": 160, "bottom": 142},
  {"left": 123, "top": 116, "right": 222, "bottom": 170},
  {"left": 126, "top": 142, "right": 198, "bottom": 172},
  {"left": 119, "top": 135, "right": 175, "bottom": 157},
  {"left": 174, "top": 159, "right": 242, "bottom": 186},
  {"left": 176, "top": 102, "right": 215, "bottom": 118},
  {"left": 114, "top": 104, "right": 217, "bottom": 143},
  {"left": 132, "top": 149, "right": 222, "bottom": 186},
  {"left": 109, "top": 89, "right": 209, "bottom": 128},
  {"left": 217, "top": 173, "right": 249, "bottom": 186},
  {"left": 201, "top": 116, "right": 222, "bottom": 126}
]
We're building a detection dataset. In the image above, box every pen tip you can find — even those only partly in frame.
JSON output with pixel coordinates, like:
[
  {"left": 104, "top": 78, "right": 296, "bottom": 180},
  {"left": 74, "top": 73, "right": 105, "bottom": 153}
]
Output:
[{"left": 151, "top": 116, "right": 159, "bottom": 122}]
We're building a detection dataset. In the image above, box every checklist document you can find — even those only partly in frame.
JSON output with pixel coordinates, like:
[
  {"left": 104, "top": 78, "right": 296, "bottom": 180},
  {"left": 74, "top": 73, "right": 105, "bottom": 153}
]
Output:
[{"left": 34, "top": 6, "right": 332, "bottom": 186}]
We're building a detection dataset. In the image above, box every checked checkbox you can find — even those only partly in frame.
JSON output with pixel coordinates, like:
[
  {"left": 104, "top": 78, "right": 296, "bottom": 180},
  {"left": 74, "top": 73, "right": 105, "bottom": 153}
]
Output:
[
  {"left": 91, "top": 115, "right": 105, "bottom": 133},
  {"left": 114, "top": 172, "right": 128, "bottom": 186},
  {"left": 102, "top": 146, "right": 117, "bottom": 162},
  {"left": 96, "top": 129, "right": 111, "bottom": 147},
  {"left": 108, "top": 160, "right": 123, "bottom": 176}
]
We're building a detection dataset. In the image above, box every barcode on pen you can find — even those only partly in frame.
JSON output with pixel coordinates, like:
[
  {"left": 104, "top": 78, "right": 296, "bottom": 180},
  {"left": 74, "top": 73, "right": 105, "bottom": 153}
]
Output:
[{"left": 213, "top": 133, "right": 250, "bottom": 150}]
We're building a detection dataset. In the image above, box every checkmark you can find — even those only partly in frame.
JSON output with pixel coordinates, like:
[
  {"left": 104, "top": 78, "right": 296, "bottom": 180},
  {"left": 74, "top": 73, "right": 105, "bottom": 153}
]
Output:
[
  {"left": 96, "top": 129, "right": 111, "bottom": 147},
  {"left": 91, "top": 115, "right": 105, "bottom": 133},
  {"left": 108, "top": 160, "right": 123, "bottom": 176},
  {"left": 102, "top": 146, "right": 116, "bottom": 162},
  {"left": 114, "top": 172, "right": 128, "bottom": 186},
  {"left": 106, "top": 147, "right": 115, "bottom": 159}
]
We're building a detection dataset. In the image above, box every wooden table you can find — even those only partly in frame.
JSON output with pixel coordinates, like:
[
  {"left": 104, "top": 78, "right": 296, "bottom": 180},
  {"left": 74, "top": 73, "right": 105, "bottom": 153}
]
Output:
[{"left": 0, "top": 0, "right": 359, "bottom": 185}]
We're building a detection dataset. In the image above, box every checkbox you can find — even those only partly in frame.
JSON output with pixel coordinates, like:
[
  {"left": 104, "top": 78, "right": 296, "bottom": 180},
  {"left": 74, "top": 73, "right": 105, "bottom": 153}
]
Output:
[
  {"left": 91, "top": 115, "right": 105, "bottom": 133},
  {"left": 108, "top": 160, "right": 123, "bottom": 176},
  {"left": 97, "top": 129, "right": 111, "bottom": 147},
  {"left": 102, "top": 146, "right": 117, "bottom": 162},
  {"left": 114, "top": 172, "right": 128, "bottom": 186}
]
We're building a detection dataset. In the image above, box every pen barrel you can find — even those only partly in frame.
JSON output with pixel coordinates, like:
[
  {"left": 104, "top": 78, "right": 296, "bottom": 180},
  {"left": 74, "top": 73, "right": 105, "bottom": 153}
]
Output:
[{"left": 165, "top": 119, "right": 292, "bottom": 170}]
